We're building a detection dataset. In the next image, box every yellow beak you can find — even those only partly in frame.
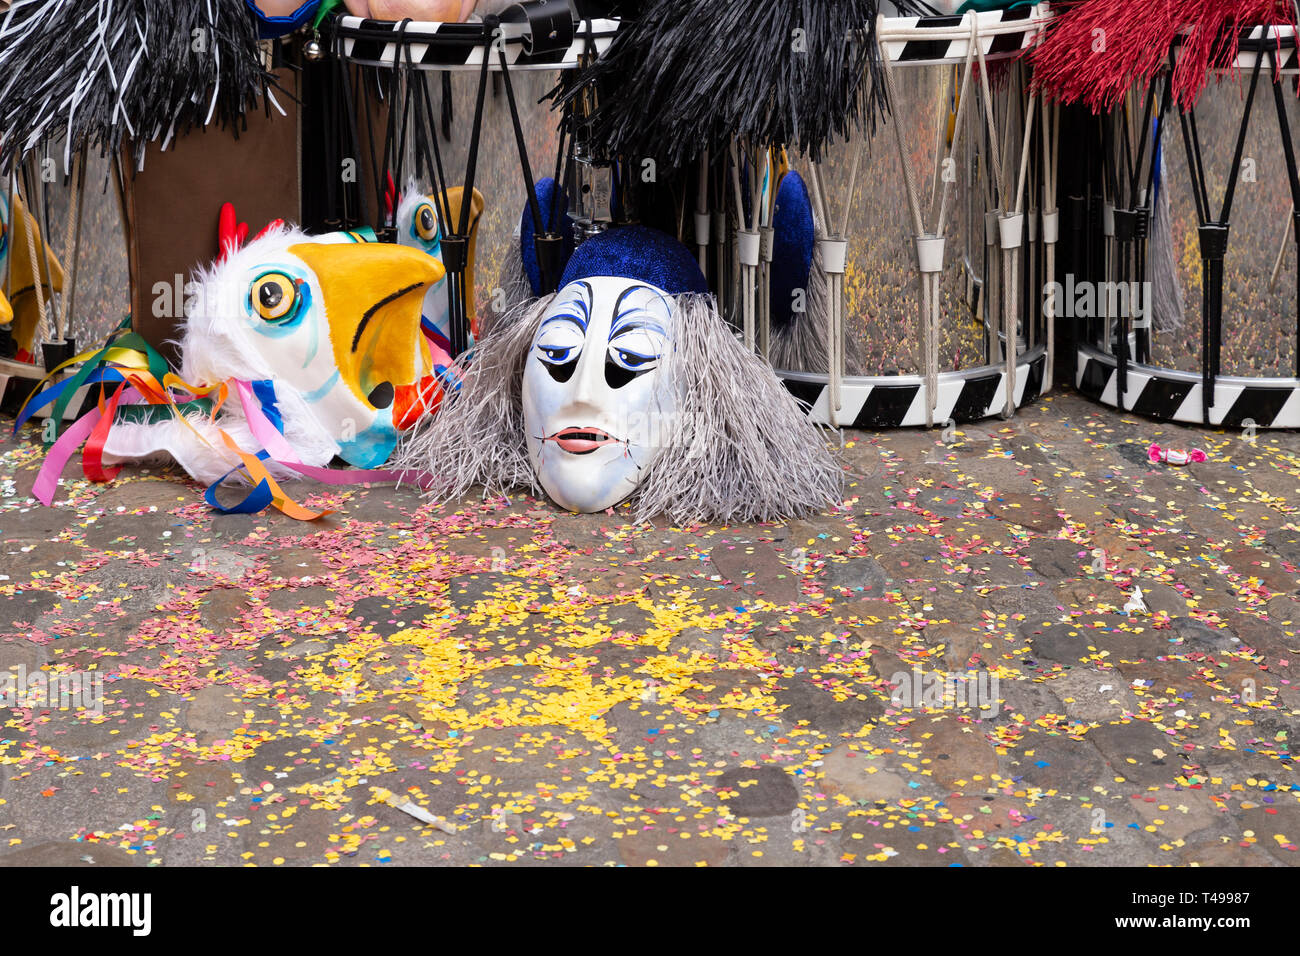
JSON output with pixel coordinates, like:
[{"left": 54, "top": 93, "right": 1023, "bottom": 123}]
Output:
[
  {"left": 289, "top": 241, "right": 444, "bottom": 409},
  {"left": 442, "top": 186, "right": 485, "bottom": 334},
  {"left": 0, "top": 290, "right": 12, "bottom": 326}
]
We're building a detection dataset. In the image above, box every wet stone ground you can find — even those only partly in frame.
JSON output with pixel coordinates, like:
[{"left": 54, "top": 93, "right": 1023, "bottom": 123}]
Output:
[{"left": 0, "top": 391, "right": 1298, "bottom": 867}]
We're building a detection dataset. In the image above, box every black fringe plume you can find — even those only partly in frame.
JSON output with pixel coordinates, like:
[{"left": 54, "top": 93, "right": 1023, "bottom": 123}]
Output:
[
  {"left": 0, "top": 0, "right": 278, "bottom": 171},
  {"left": 562, "top": 0, "right": 931, "bottom": 169}
]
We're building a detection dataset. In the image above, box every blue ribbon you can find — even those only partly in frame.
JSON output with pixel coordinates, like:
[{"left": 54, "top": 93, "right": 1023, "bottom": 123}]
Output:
[
  {"left": 250, "top": 379, "right": 285, "bottom": 435},
  {"left": 204, "top": 449, "right": 276, "bottom": 515}
]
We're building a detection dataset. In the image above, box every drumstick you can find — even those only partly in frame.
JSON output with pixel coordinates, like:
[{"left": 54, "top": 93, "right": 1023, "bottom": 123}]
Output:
[
  {"left": 1269, "top": 207, "right": 1292, "bottom": 293},
  {"left": 696, "top": 149, "right": 709, "bottom": 271},
  {"left": 841, "top": 135, "right": 865, "bottom": 240},
  {"left": 733, "top": 140, "right": 743, "bottom": 230}
]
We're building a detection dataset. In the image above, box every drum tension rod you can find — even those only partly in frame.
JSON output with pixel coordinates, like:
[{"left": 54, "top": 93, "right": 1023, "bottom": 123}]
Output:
[{"left": 1108, "top": 77, "right": 1167, "bottom": 403}]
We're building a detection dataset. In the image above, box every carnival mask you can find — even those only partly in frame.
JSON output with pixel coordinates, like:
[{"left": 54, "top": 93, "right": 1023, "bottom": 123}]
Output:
[
  {"left": 395, "top": 223, "right": 843, "bottom": 525},
  {"left": 174, "top": 222, "right": 444, "bottom": 472},
  {"left": 522, "top": 276, "right": 676, "bottom": 512}
]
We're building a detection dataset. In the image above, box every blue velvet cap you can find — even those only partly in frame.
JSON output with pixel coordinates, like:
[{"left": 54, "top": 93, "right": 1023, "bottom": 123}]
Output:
[
  {"left": 520, "top": 177, "right": 575, "bottom": 296},
  {"left": 560, "top": 225, "right": 709, "bottom": 296},
  {"left": 770, "top": 171, "right": 815, "bottom": 328}
]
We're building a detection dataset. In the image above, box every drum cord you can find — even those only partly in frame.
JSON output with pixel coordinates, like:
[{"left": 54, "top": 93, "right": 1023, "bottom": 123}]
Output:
[
  {"left": 1104, "top": 78, "right": 1168, "bottom": 405},
  {"left": 17, "top": 159, "right": 53, "bottom": 352},
  {"left": 56, "top": 147, "right": 85, "bottom": 348},
  {"left": 695, "top": 150, "right": 709, "bottom": 273},
  {"left": 496, "top": 43, "right": 551, "bottom": 291},
  {"left": 1174, "top": 45, "right": 1264, "bottom": 424},
  {"left": 806, "top": 159, "right": 847, "bottom": 427},
  {"left": 384, "top": 16, "right": 493, "bottom": 359},
  {"left": 22, "top": 183, "right": 49, "bottom": 349},
  {"left": 342, "top": 47, "right": 381, "bottom": 232},
  {"left": 328, "top": 30, "right": 368, "bottom": 231},
  {"left": 973, "top": 48, "right": 1026, "bottom": 421},
  {"left": 730, "top": 139, "right": 763, "bottom": 354}
]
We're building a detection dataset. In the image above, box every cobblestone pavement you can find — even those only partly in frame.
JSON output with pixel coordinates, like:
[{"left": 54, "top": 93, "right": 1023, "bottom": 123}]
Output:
[{"left": 0, "top": 392, "right": 1298, "bottom": 867}]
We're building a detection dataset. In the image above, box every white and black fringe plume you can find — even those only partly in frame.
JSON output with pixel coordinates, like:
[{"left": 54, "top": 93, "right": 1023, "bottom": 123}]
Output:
[
  {"left": 562, "top": 0, "right": 934, "bottom": 169},
  {"left": 0, "top": 0, "right": 278, "bottom": 172}
]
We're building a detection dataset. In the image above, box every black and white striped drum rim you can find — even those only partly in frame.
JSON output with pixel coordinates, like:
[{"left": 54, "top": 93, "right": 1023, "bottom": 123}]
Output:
[
  {"left": 876, "top": 3, "right": 1051, "bottom": 68},
  {"left": 0, "top": 360, "right": 89, "bottom": 423},
  {"left": 1173, "top": 24, "right": 1300, "bottom": 74},
  {"left": 780, "top": 346, "right": 1048, "bottom": 429},
  {"left": 1075, "top": 345, "right": 1300, "bottom": 430},
  {"left": 332, "top": 15, "right": 621, "bottom": 71}
]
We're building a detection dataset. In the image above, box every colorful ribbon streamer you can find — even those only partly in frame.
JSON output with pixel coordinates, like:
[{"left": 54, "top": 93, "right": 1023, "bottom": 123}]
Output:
[{"left": 20, "top": 323, "right": 432, "bottom": 519}]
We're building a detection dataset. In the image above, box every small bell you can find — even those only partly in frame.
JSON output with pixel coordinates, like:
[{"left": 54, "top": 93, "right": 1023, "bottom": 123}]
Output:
[{"left": 304, "top": 32, "right": 325, "bottom": 62}]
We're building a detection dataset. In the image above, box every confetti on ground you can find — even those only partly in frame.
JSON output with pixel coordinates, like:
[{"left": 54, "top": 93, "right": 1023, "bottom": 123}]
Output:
[{"left": 1, "top": 393, "right": 1299, "bottom": 867}]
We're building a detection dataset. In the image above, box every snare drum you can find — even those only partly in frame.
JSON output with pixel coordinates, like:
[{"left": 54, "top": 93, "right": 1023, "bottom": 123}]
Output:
[
  {"left": 1074, "top": 25, "right": 1300, "bottom": 429},
  {"left": 777, "top": 3, "right": 1057, "bottom": 428}
]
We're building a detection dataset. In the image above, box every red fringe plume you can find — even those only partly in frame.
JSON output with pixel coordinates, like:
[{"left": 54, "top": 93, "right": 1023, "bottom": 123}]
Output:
[{"left": 1028, "top": 0, "right": 1297, "bottom": 112}]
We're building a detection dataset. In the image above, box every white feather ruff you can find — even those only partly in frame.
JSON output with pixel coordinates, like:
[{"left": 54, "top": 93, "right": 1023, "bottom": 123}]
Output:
[{"left": 100, "top": 223, "right": 342, "bottom": 484}]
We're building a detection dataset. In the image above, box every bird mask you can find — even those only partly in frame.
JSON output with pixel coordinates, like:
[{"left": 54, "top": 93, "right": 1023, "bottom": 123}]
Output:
[{"left": 91, "top": 209, "right": 446, "bottom": 489}]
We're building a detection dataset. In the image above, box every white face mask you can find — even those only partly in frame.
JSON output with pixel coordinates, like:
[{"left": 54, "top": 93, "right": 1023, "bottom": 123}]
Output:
[{"left": 521, "top": 276, "right": 677, "bottom": 513}]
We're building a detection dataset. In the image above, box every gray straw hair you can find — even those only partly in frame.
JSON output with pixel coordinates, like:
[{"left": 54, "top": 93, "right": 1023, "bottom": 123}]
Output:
[
  {"left": 485, "top": 248, "right": 535, "bottom": 334},
  {"left": 395, "top": 292, "right": 845, "bottom": 524},
  {"left": 768, "top": 222, "right": 864, "bottom": 376}
]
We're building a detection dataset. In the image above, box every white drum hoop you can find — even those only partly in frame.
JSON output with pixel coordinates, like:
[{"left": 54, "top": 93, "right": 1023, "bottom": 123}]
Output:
[
  {"left": 1183, "top": 25, "right": 1300, "bottom": 75},
  {"left": 333, "top": 15, "right": 621, "bottom": 72},
  {"left": 876, "top": 3, "right": 1052, "bottom": 68}
]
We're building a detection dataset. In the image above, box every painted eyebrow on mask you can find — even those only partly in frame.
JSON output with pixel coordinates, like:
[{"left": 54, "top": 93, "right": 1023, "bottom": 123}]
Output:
[
  {"left": 609, "top": 284, "right": 669, "bottom": 339},
  {"left": 539, "top": 280, "right": 593, "bottom": 334}
]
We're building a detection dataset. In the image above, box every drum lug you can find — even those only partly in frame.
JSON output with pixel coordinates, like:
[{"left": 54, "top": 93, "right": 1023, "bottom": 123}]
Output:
[
  {"left": 914, "top": 235, "right": 945, "bottom": 273},
  {"left": 817, "top": 238, "right": 848, "bottom": 274},
  {"left": 1113, "top": 208, "right": 1137, "bottom": 242},
  {"left": 737, "top": 230, "right": 761, "bottom": 267},
  {"left": 1197, "top": 223, "right": 1230, "bottom": 260},
  {"left": 1040, "top": 209, "right": 1060, "bottom": 244},
  {"left": 693, "top": 212, "right": 711, "bottom": 246},
  {"left": 998, "top": 213, "right": 1023, "bottom": 250}
]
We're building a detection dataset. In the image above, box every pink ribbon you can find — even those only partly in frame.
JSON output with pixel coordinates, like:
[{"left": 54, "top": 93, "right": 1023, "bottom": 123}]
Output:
[
  {"left": 234, "top": 380, "right": 433, "bottom": 487},
  {"left": 32, "top": 380, "right": 436, "bottom": 509},
  {"left": 34, "top": 386, "right": 144, "bottom": 505}
]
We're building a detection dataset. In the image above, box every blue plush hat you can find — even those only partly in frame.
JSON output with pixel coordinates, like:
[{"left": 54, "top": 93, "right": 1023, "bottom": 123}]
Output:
[
  {"left": 520, "top": 178, "right": 575, "bottom": 297},
  {"left": 560, "top": 224, "right": 709, "bottom": 296},
  {"left": 770, "top": 171, "right": 815, "bottom": 328}
]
